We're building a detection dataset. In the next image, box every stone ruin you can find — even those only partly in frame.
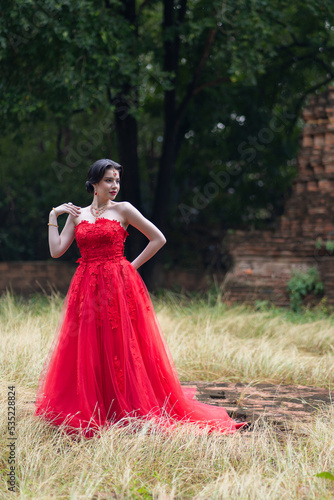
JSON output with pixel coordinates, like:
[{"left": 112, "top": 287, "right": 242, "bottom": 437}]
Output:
[{"left": 223, "top": 86, "right": 334, "bottom": 306}]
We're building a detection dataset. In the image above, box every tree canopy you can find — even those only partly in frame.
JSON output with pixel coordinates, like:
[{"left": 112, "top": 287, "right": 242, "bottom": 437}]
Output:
[{"left": 1, "top": 0, "right": 334, "bottom": 282}]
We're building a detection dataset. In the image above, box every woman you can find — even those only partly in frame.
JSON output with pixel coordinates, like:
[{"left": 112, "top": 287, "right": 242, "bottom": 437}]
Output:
[{"left": 35, "top": 158, "right": 246, "bottom": 437}]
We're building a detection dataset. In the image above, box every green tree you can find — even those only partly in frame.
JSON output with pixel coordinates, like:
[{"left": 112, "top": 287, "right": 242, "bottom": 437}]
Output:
[{"left": 1, "top": 0, "right": 334, "bottom": 284}]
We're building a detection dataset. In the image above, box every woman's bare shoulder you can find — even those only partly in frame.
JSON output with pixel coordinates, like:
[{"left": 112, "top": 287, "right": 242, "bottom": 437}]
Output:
[
  {"left": 72, "top": 205, "right": 90, "bottom": 224},
  {"left": 117, "top": 201, "right": 138, "bottom": 214},
  {"left": 117, "top": 201, "right": 132, "bottom": 207}
]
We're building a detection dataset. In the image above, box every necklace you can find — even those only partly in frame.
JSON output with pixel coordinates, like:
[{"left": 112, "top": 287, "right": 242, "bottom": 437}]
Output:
[{"left": 90, "top": 203, "right": 109, "bottom": 218}]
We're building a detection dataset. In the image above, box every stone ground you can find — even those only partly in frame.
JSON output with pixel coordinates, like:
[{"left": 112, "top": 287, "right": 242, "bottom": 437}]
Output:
[{"left": 183, "top": 381, "right": 334, "bottom": 432}]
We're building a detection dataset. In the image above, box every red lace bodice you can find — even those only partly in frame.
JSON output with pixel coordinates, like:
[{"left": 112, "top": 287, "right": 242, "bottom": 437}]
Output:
[{"left": 75, "top": 218, "right": 129, "bottom": 263}]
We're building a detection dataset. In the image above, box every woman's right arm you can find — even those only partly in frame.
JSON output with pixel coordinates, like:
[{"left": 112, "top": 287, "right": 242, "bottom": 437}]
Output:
[{"left": 48, "top": 203, "right": 81, "bottom": 258}]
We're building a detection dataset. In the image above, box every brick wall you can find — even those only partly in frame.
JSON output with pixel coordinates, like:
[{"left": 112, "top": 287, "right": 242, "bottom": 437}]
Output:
[
  {"left": 223, "top": 86, "right": 334, "bottom": 307},
  {"left": 0, "top": 261, "right": 77, "bottom": 295},
  {"left": 0, "top": 261, "right": 219, "bottom": 296}
]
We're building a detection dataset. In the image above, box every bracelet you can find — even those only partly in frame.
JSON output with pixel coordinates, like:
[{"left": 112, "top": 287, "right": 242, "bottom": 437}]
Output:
[
  {"left": 52, "top": 207, "right": 58, "bottom": 217},
  {"left": 48, "top": 223, "right": 58, "bottom": 227}
]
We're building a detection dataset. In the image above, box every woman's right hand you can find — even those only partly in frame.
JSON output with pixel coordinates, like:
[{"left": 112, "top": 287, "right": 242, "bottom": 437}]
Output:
[
  {"left": 48, "top": 203, "right": 81, "bottom": 258},
  {"left": 50, "top": 202, "right": 81, "bottom": 218}
]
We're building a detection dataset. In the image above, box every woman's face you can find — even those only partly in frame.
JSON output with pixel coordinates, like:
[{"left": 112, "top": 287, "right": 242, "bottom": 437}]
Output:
[{"left": 94, "top": 168, "right": 120, "bottom": 201}]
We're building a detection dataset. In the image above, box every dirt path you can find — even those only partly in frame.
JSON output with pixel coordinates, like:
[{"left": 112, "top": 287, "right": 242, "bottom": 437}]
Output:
[{"left": 182, "top": 381, "right": 334, "bottom": 430}]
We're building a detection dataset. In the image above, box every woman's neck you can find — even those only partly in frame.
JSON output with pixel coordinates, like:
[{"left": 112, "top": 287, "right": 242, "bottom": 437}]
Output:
[{"left": 91, "top": 198, "right": 110, "bottom": 210}]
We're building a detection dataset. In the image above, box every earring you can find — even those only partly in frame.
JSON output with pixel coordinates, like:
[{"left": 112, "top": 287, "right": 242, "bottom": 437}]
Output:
[{"left": 95, "top": 191, "right": 97, "bottom": 195}]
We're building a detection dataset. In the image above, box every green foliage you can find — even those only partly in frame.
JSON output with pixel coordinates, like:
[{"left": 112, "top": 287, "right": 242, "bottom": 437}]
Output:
[
  {"left": 287, "top": 267, "right": 324, "bottom": 312},
  {"left": 0, "top": 110, "right": 113, "bottom": 260},
  {"left": 325, "top": 240, "right": 334, "bottom": 253},
  {"left": 254, "top": 300, "right": 273, "bottom": 311},
  {"left": 315, "top": 237, "right": 323, "bottom": 250},
  {"left": 0, "top": 0, "right": 133, "bottom": 129},
  {"left": 316, "top": 472, "right": 334, "bottom": 481},
  {"left": 172, "top": 0, "right": 334, "bottom": 235},
  {"left": 315, "top": 297, "right": 334, "bottom": 316},
  {"left": 313, "top": 238, "right": 334, "bottom": 257},
  {"left": 1, "top": 0, "right": 334, "bottom": 264}
]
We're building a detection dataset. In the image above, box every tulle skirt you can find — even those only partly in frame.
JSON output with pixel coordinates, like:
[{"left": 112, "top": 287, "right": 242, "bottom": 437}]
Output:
[{"left": 34, "top": 258, "right": 246, "bottom": 437}]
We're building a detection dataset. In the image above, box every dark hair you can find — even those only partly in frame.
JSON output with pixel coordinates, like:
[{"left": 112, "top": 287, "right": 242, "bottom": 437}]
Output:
[{"left": 85, "top": 159, "right": 123, "bottom": 193}]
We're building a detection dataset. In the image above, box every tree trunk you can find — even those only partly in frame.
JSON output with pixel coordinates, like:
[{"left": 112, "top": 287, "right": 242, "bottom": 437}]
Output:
[
  {"left": 106, "top": 0, "right": 145, "bottom": 263},
  {"left": 114, "top": 97, "right": 148, "bottom": 265},
  {"left": 142, "top": 129, "right": 179, "bottom": 289},
  {"left": 114, "top": 98, "right": 141, "bottom": 210},
  {"left": 142, "top": 0, "right": 187, "bottom": 288}
]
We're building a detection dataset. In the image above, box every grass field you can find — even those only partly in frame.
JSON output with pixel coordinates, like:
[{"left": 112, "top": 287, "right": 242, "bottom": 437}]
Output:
[{"left": 1, "top": 290, "right": 334, "bottom": 499}]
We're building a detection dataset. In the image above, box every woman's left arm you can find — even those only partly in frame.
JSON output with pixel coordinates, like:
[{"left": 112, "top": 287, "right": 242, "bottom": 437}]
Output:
[{"left": 122, "top": 202, "right": 166, "bottom": 269}]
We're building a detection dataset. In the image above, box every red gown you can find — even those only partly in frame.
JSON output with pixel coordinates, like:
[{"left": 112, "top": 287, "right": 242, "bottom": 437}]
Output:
[{"left": 35, "top": 218, "right": 246, "bottom": 437}]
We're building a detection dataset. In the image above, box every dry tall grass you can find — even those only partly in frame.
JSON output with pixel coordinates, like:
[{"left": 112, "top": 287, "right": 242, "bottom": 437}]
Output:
[{"left": 1, "top": 290, "right": 334, "bottom": 498}]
